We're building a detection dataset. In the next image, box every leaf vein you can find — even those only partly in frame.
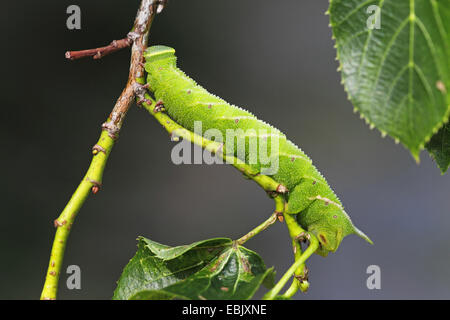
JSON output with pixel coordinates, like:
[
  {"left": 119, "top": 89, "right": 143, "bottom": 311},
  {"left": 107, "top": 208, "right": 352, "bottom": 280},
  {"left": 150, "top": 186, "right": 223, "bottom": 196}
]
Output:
[
  {"left": 333, "top": 0, "right": 378, "bottom": 27},
  {"left": 413, "top": 64, "right": 436, "bottom": 112},
  {"left": 369, "top": 17, "right": 409, "bottom": 109}
]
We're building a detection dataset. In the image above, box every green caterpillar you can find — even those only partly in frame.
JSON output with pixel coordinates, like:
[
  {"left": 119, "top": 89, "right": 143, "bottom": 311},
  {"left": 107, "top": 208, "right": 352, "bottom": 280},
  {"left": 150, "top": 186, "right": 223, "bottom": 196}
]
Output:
[{"left": 144, "top": 45, "right": 372, "bottom": 256}]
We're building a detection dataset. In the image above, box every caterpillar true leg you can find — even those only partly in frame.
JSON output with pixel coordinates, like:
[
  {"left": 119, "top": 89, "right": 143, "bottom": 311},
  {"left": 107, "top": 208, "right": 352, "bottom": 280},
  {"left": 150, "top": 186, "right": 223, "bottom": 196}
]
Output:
[
  {"left": 134, "top": 82, "right": 152, "bottom": 105},
  {"left": 153, "top": 100, "right": 165, "bottom": 113}
]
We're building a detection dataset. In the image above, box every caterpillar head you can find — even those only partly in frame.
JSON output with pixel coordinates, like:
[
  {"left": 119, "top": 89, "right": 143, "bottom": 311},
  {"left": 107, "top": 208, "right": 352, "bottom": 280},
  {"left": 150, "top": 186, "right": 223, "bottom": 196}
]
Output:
[
  {"left": 297, "top": 199, "right": 373, "bottom": 257},
  {"left": 308, "top": 224, "right": 344, "bottom": 257}
]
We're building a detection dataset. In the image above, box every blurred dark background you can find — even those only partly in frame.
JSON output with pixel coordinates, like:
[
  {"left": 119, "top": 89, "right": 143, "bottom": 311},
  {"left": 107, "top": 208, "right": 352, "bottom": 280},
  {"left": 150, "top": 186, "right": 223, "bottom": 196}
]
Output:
[{"left": 2, "top": 0, "right": 449, "bottom": 300}]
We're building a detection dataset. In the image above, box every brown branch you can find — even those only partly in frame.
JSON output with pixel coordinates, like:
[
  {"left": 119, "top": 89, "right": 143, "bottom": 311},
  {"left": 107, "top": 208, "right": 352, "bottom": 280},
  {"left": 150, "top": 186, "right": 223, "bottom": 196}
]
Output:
[
  {"left": 65, "top": 38, "right": 132, "bottom": 60},
  {"left": 64, "top": 0, "right": 167, "bottom": 62},
  {"left": 103, "top": 0, "right": 161, "bottom": 133},
  {"left": 66, "top": 0, "right": 164, "bottom": 150}
]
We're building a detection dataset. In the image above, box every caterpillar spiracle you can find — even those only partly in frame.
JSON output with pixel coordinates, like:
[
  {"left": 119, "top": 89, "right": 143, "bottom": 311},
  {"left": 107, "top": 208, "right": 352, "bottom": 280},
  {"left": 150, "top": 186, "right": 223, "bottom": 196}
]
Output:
[{"left": 144, "top": 45, "right": 372, "bottom": 256}]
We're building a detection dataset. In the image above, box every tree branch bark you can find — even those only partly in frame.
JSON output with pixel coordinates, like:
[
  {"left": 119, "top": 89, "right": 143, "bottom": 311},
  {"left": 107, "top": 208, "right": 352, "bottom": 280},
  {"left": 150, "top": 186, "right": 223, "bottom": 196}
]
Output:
[{"left": 40, "top": 0, "right": 163, "bottom": 300}]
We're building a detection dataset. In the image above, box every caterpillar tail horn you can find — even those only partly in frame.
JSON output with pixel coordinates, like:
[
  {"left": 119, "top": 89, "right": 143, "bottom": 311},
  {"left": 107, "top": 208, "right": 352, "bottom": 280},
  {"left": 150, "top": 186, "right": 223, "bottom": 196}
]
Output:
[{"left": 354, "top": 227, "right": 373, "bottom": 245}]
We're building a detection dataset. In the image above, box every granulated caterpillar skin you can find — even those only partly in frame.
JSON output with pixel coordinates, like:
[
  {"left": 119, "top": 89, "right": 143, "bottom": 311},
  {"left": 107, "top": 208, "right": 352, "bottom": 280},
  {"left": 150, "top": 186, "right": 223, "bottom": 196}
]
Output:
[{"left": 144, "top": 45, "right": 372, "bottom": 256}]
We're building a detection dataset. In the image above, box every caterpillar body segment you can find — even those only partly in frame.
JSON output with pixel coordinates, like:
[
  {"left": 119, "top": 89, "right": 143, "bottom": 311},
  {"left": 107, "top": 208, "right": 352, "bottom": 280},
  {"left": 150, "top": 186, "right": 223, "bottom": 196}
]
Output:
[{"left": 144, "top": 45, "right": 372, "bottom": 255}]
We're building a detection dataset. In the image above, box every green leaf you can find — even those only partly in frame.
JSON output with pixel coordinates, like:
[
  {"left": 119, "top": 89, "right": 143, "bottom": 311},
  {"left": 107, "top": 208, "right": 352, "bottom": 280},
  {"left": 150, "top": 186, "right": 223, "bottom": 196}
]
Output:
[
  {"left": 113, "top": 237, "right": 274, "bottom": 300},
  {"left": 426, "top": 122, "right": 450, "bottom": 173},
  {"left": 262, "top": 267, "right": 276, "bottom": 289},
  {"left": 329, "top": 0, "right": 450, "bottom": 163}
]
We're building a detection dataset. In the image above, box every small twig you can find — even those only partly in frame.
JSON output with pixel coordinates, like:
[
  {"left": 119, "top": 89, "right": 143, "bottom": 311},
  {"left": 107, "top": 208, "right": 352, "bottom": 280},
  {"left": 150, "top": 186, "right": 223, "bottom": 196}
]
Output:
[
  {"left": 65, "top": 37, "right": 132, "bottom": 61},
  {"left": 64, "top": 0, "right": 168, "bottom": 61},
  {"left": 40, "top": 0, "right": 162, "bottom": 300},
  {"left": 236, "top": 196, "right": 284, "bottom": 246}
]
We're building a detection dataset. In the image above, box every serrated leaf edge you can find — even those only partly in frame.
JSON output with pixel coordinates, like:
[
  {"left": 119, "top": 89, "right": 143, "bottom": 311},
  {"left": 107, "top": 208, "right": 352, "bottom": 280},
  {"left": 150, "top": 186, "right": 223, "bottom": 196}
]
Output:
[{"left": 328, "top": 0, "right": 450, "bottom": 163}]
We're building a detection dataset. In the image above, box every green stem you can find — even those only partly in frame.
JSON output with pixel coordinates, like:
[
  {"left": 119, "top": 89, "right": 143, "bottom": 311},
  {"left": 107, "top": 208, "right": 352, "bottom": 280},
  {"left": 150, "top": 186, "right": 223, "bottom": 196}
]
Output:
[
  {"left": 282, "top": 212, "right": 310, "bottom": 296},
  {"left": 282, "top": 276, "right": 300, "bottom": 299},
  {"left": 263, "top": 232, "right": 319, "bottom": 300},
  {"left": 40, "top": 130, "right": 114, "bottom": 300},
  {"left": 236, "top": 195, "right": 284, "bottom": 245},
  {"left": 284, "top": 211, "right": 303, "bottom": 240},
  {"left": 280, "top": 236, "right": 308, "bottom": 298}
]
